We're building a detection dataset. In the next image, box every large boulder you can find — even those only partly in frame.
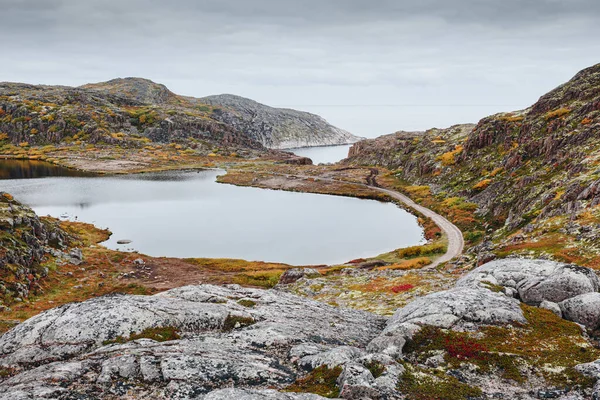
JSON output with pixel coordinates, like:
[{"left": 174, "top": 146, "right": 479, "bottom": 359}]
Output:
[
  {"left": 0, "top": 284, "right": 385, "bottom": 399},
  {"left": 560, "top": 292, "right": 600, "bottom": 330},
  {"left": 457, "top": 258, "right": 600, "bottom": 305},
  {"left": 367, "top": 287, "right": 525, "bottom": 358}
]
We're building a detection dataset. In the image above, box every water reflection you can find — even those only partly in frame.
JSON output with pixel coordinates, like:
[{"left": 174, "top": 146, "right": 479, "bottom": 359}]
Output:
[{"left": 0, "top": 159, "right": 95, "bottom": 180}]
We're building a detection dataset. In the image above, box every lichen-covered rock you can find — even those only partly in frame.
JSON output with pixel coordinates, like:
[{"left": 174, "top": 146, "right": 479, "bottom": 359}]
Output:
[
  {"left": 367, "top": 287, "right": 525, "bottom": 357},
  {"left": 457, "top": 258, "right": 600, "bottom": 305},
  {"left": 201, "top": 389, "right": 330, "bottom": 400},
  {"left": 560, "top": 292, "right": 600, "bottom": 330},
  {"left": 0, "top": 192, "right": 71, "bottom": 305},
  {"left": 278, "top": 268, "right": 321, "bottom": 285},
  {"left": 540, "top": 300, "right": 563, "bottom": 318},
  {"left": 0, "top": 284, "right": 385, "bottom": 399}
]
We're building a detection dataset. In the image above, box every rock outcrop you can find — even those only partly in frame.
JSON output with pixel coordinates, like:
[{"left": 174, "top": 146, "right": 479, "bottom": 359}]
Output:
[
  {"left": 345, "top": 63, "right": 600, "bottom": 254},
  {"left": 3, "top": 259, "right": 600, "bottom": 399},
  {"left": 0, "top": 284, "right": 389, "bottom": 399},
  {"left": 0, "top": 192, "right": 70, "bottom": 308},
  {"left": 200, "top": 94, "right": 362, "bottom": 149}
]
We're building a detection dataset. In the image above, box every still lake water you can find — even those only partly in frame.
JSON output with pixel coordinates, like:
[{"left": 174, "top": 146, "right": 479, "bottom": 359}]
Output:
[
  {"left": 289, "top": 144, "right": 352, "bottom": 164},
  {"left": 0, "top": 161, "right": 424, "bottom": 265}
]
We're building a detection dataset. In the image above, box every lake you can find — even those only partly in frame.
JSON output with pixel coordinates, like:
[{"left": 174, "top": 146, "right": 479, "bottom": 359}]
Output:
[
  {"left": 289, "top": 144, "right": 352, "bottom": 164},
  {"left": 0, "top": 162, "right": 424, "bottom": 265}
]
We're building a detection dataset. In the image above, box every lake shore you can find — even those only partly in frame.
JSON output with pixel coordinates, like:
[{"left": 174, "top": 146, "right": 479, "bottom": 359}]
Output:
[{"left": 0, "top": 147, "right": 467, "bottom": 333}]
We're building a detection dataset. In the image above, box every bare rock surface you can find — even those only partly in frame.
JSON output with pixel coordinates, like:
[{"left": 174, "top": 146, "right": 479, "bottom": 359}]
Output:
[
  {"left": 0, "top": 284, "right": 384, "bottom": 399},
  {"left": 200, "top": 94, "right": 362, "bottom": 149},
  {"left": 201, "top": 389, "right": 330, "bottom": 399},
  {"left": 368, "top": 287, "right": 525, "bottom": 358},
  {"left": 560, "top": 292, "right": 600, "bottom": 330},
  {"left": 457, "top": 258, "right": 600, "bottom": 305}
]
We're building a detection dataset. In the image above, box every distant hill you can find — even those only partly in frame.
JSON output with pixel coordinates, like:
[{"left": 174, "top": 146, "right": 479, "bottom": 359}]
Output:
[
  {"left": 200, "top": 94, "right": 362, "bottom": 149},
  {"left": 0, "top": 77, "right": 358, "bottom": 152}
]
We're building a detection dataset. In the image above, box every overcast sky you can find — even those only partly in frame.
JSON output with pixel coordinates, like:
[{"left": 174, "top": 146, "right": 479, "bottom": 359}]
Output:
[{"left": 1, "top": 0, "right": 599, "bottom": 137}]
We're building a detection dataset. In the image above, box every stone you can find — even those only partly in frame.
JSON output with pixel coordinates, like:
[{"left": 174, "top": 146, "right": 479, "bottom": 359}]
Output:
[
  {"left": 367, "top": 287, "right": 525, "bottom": 357},
  {"left": 201, "top": 388, "right": 330, "bottom": 399},
  {"left": 0, "top": 285, "right": 384, "bottom": 398},
  {"left": 575, "top": 359, "right": 600, "bottom": 379},
  {"left": 279, "top": 268, "right": 321, "bottom": 285},
  {"left": 297, "top": 346, "right": 365, "bottom": 370},
  {"left": 540, "top": 300, "right": 562, "bottom": 318},
  {"left": 336, "top": 362, "right": 377, "bottom": 399},
  {"left": 457, "top": 258, "right": 600, "bottom": 305},
  {"left": 560, "top": 292, "right": 600, "bottom": 330}
]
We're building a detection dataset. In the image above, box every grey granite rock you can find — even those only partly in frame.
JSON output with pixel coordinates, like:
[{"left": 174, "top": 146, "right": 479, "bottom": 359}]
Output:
[
  {"left": 201, "top": 389, "right": 331, "bottom": 400},
  {"left": 540, "top": 300, "right": 563, "bottom": 318},
  {"left": 0, "top": 284, "right": 384, "bottom": 399},
  {"left": 367, "top": 287, "right": 525, "bottom": 357},
  {"left": 457, "top": 258, "right": 600, "bottom": 305},
  {"left": 560, "top": 292, "right": 600, "bottom": 330}
]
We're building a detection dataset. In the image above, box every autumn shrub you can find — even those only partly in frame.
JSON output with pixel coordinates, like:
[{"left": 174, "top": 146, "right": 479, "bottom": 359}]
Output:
[
  {"left": 284, "top": 366, "right": 342, "bottom": 398},
  {"left": 437, "top": 145, "right": 464, "bottom": 166},
  {"left": 397, "top": 243, "right": 446, "bottom": 258},
  {"left": 545, "top": 108, "right": 571, "bottom": 120},
  {"left": 472, "top": 179, "right": 491, "bottom": 191},
  {"left": 391, "top": 284, "right": 415, "bottom": 293}
]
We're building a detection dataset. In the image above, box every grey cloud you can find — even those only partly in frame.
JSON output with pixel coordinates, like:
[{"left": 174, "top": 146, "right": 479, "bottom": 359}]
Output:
[{"left": 0, "top": 0, "right": 599, "bottom": 136}]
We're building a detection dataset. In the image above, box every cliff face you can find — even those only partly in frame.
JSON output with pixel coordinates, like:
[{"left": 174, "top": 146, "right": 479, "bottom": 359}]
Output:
[
  {"left": 200, "top": 94, "right": 362, "bottom": 149},
  {"left": 347, "top": 63, "right": 600, "bottom": 234},
  {"left": 0, "top": 78, "right": 357, "bottom": 153}
]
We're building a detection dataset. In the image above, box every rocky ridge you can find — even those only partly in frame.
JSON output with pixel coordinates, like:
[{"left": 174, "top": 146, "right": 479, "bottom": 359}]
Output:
[
  {"left": 200, "top": 94, "right": 362, "bottom": 149},
  {"left": 346, "top": 63, "right": 600, "bottom": 266}
]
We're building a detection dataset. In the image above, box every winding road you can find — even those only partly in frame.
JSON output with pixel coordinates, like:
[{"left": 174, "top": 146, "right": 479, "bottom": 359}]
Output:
[{"left": 371, "top": 185, "right": 464, "bottom": 268}]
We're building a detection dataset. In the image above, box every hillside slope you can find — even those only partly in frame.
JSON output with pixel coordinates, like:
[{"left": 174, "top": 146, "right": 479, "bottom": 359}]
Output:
[
  {"left": 201, "top": 94, "right": 362, "bottom": 149},
  {"left": 0, "top": 78, "right": 357, "bottom": 155},
  {"left": 347, "top": 63, "right": 600, "bottom": 266}
]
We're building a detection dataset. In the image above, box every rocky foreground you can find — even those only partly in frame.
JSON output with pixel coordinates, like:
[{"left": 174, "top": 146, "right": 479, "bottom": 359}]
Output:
[{"left": 2, "top": 258, "right": 600, "bottom": 399}]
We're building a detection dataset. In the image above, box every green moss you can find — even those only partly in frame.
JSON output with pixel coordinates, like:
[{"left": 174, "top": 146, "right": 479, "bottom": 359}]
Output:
[
  {"left": 0, "top": 367, "right": 16, "bottom": 378},
  {"left": 222, "top": 314, "right": 255, "bottom": 331},
  {"left": 364, "top": 360, "right": 385, "bottom": 378},
  {"left": 284, "top": 366, "right": 342, "bottom": 398},
  {"left": 481, "top": 280, "right": 504, "bottom": 293},
  {"left": 237, "top": 299, "right": 257, "bottom": 308},
  {"left": 102, "top": 326, "right": 181, "bottom": 345},
  {"left": 399, "top": 365, "right": 483, "bottom": 400}
]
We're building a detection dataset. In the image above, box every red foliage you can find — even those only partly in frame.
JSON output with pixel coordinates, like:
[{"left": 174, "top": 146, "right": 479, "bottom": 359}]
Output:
[
  {"left": 348, "top": 258, "right": 366, "bottom": 264},
  {"left": 391, "top": 284, "right": 415, "bottom": 293},
  {"left": 444, "top": 336, "right": 488, "bottom": 360}
]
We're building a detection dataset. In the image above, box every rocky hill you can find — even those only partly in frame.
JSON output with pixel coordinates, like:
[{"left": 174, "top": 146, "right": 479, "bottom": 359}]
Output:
[
  {"left": 0, "top": 78, "right": 357, "bottom": 155},
  {"left": 200, "top": 94, "right": 362, "bottom": 149},
  {"left": 347, "top": 63, "right": 600, "bottom": 266}
]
